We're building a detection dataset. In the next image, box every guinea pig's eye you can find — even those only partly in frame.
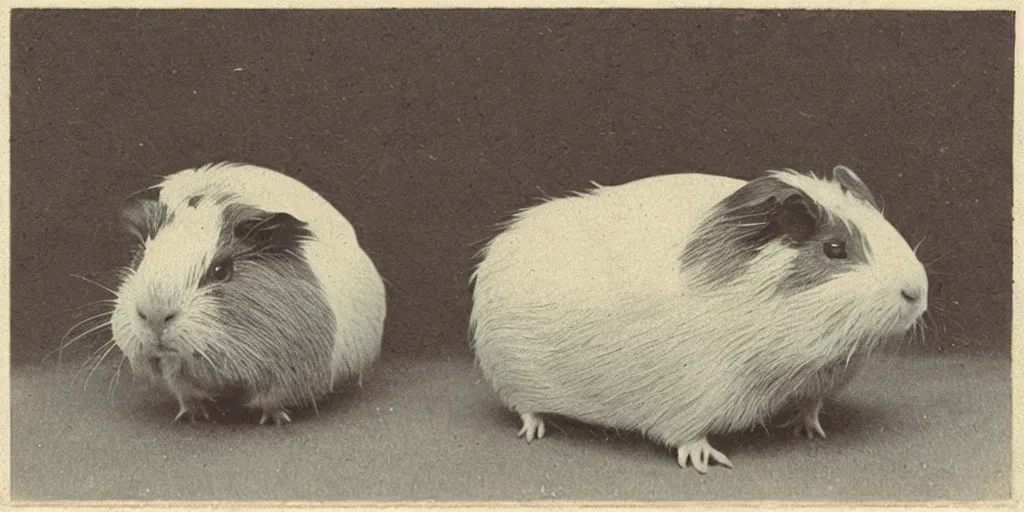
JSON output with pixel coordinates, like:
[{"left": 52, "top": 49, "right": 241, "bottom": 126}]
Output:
[
  {"left": 209, "top": 260, "right": 234, "bottom": 282},
  {"left": 822, "top": 241, "right": 848, "bottom": 259}
]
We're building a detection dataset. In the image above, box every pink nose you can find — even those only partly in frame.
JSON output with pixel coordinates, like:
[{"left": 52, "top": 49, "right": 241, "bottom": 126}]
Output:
[{"left": 137, "top": 305, "right": 180, "bottom": 334}]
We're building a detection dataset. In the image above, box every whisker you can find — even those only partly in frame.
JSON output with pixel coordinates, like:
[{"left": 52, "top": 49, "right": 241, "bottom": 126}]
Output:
[
  {"left": 922, "top": 253, "right": 947, "bottom": 267},
  {"left": 922, "top": 310, "right": 937, "bottom": 334},
  {"left": 124, "top": 183, "right": 161, "bottom": 201},
  {"left": 85, "top": 339, "right": 119, "bottom": 366},
  {"left": 70, "top": 274, "right": 119, "bottom": 296},
  {"left": 60, "top": 312, "right": 114, "bottom": 345},
  {"left": 948, "top": 316, "right": 966, "bottom": 337},
  {"left": 551, "top": 421, "right": 569, "bottom": 438},
  {"left": 63, "top": 299, "right": 118, "bottom": 316},
  {"left": 84, "top": 341, "right": 122, "bottom": 390},
  {"left": 59, "top": 322, "right": 113, "bottom": 358},
  {"left": 913, "top": 321, "right": 929, "bottom": 346},
  {"left": 929, "top": 307, "right": 961, "bottom": 339},
  {"left": 71, "top": 339, "right": 116, "bottom": 386},
  {"left": 49, "top": 316, "right": 114, "bottom": 365},
  {"left": 108, "top": 354, "right": 129, "bottom": 404}
]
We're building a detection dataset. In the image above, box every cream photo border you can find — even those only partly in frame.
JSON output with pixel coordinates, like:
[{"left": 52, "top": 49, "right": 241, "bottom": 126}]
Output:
[{"left": 0, "top": 1, "right": 1018, "bottom": 511}]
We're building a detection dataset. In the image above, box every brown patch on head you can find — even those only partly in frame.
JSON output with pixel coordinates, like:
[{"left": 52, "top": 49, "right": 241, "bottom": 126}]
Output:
[
  {"left": 679, "top": 175, "right": 817, "bottom": 287},
  {"left": 679, "top": 173, "right": 870, "bottom": 293},
  {"left": 197, "top": 204, "right": 315, "bottom": 288}
]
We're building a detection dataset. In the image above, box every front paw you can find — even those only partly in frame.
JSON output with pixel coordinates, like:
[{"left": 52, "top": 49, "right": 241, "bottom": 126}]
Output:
[
  {"left": 516, "top": 412, "right": 545, "bottom": 443},
  {"left": 677, "top": 437, "right": 733, "bottom": 474}
]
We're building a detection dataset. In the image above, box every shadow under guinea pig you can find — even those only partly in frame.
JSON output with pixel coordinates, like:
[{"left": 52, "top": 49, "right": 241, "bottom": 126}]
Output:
[
  {"left": 478, "top": 402, "right": 672, "bottom": 464},
  {"left": 482, "top": 397, "right": 893, "bottom": 467},
  {"left": 117, "top": 374, "right": 378, "bottom": 429},
  {"left": 722, "top": 399, "right": 894, "bottom": 455}
]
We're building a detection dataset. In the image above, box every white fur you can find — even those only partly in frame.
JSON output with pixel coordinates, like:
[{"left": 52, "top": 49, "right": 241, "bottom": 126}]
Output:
[
  {"left": 470, "top": 170, "right": 928, "bottom": 459},
  {"left": 112, "top": 163, "right": 386, "bottom": 402}
]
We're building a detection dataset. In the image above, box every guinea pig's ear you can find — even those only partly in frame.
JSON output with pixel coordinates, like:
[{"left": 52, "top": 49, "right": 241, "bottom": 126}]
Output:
[
  {"left": 831, "top": 165, "right": 880, "bottom": 210},
  {"left": 234, "top": 210, "right": 313, "bottom": 254},
  {"left": 121, "top": 198, "right": 169, "bottom": 242},
  {"left": 764, "top": 190, "right": 819, "bottom": 244}
]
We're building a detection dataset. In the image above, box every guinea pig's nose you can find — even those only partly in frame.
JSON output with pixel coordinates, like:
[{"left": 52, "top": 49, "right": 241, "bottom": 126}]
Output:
[
  {"left": 900, "top": 286, "right": 923, "bottom": 303},
  {"left": 137, "top": 305, "right": 180, "bottom": 333}
]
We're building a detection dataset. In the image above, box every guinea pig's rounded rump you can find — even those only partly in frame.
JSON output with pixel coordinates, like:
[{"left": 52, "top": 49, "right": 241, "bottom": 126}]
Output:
[{"left": 473, "top": 173, "right": 748, "bottom": 306}]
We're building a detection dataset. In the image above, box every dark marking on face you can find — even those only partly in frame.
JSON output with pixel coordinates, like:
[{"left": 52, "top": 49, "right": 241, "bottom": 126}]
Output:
[
  {"left": 823, "top": 241, "right": 847, "bottom": 259},
  {"left": 187, "top": 195, "right": 204, "bottom": 208},
  {"left": 679, "top": 173, "right": 870, "bottom": 294},
  {"left": 777, "top": 213, "right": 870, "bottom": 294},
  {"left": 207, "top": 259, "right": 234, "bottom": 283},
  {"left": 121, "top": 198, "right": 172, "bottom": 243},
  {"left": 213, "top": 193, "right": 239, "bottom": 206},
  {"left": 128, "top": 245, "right": 146, "bottom": 271},
  {"left": 211, "top": 254, "right": 337, "bottom": 403},
  {"left": 757, "top": 192, "right": 818, "bottom": 246},
  {"left": 198, "top": 204, "right": 314, "bottom": 288}
]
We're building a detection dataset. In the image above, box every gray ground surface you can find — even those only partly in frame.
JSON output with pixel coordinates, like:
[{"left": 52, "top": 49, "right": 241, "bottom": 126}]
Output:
[{"left": 11, "top": 353, "right": 1011, "bottom": 502}]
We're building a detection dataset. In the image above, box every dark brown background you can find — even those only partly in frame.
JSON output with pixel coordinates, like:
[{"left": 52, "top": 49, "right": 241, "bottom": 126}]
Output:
[{"left": 10, "top": 9, "right": 1014, "bottom": 367}]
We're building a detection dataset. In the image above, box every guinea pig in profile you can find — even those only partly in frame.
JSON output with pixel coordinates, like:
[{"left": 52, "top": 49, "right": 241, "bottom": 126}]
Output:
[
  {"left": 469, "top": 165, "right": 928, "bottom": 473},
  {"left": 110, "top": 163, "right": 386, "bottom": 425}
]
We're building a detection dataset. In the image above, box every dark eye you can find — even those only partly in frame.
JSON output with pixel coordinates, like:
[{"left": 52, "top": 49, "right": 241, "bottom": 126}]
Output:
[
  {"left": 209, "top": 259, "right": 234, "bottom": 282},
  {"left": 823, "top": 241, "right": 848, "bottom": 259}
]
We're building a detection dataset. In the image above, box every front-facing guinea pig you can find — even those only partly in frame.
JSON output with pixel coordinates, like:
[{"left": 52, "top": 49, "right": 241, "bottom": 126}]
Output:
[
  {"left": 110, "top": 163, "right": 386, "bottom": 425},
  {"left": 469, "top": 165, "right": 928, "bottom": 473}
]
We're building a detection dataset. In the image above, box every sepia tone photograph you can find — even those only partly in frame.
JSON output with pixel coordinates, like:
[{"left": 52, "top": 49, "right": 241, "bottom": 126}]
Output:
[{"left": 5, "top": 6, "right": 1015, "bottom": 506}]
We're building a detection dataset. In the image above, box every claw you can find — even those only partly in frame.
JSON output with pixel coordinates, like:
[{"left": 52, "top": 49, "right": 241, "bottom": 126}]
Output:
[
  {"left": 516, "top": 412, "right": 545, "bottom": 443},
  {"left": 803, "top": 414, "right": 826, "bottom": 440},
  {"left": 677, "top": 437, "right": 733, "bottom": 474},
  {"left": 259, "top": 408, "right": 292, "bottom": 426},
  {"left": 779, "top": 401, "right": 827, "bottom": 440},
  {"left": 173, "top": 401, "right": 209, "bottom": 423}
]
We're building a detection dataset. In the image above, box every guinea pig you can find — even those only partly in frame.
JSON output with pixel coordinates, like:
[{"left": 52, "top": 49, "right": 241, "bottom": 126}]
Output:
[
  {"left": 469, "top": 165, "right": 928, "bottom": 473},
  {"left": 109, "top": 162, "right": 386, "bottom": 425}
]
